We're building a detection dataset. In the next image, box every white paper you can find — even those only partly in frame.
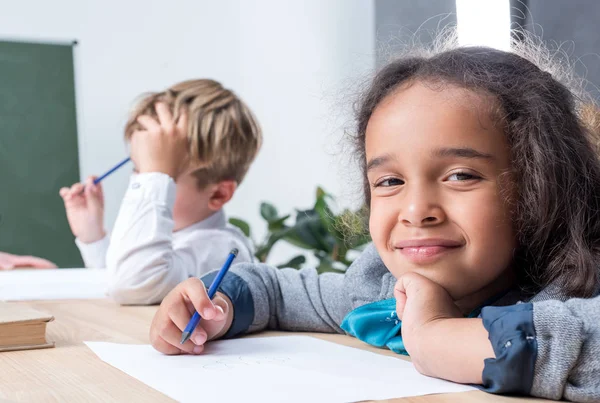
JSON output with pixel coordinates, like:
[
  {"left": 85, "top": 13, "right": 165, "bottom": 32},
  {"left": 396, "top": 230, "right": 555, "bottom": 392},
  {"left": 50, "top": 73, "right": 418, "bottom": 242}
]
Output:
[
  {"left": 0, "top": 269, "right": 107, "bottom": 300},
  {"left": 86, "top": 336, "right": 474, "bottom": 403}
]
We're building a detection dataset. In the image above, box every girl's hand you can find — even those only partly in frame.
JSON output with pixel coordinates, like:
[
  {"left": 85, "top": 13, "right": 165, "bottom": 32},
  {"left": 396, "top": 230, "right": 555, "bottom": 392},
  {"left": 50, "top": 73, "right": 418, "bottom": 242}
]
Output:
[
  {"left": 394, "top": 273, "right": 493, "bottom": 384},
  {"left": 59, "top": 176, "right": 106, "bottom": 244},
  {"left": 150, "top": 278, "right": 234, "bottom": 355}
]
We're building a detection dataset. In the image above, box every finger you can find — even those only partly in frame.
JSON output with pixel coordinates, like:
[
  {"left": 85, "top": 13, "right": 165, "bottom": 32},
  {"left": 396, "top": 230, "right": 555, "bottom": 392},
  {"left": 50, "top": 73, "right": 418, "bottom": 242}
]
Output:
[
  {"left": 152, "top": 335, "right": 183, "bottom": 355},
  {"left": 211, "top": 297, "right": 228, "bottom": 321},
  {"left": 176, "top": 109, "right": 188, "bottom": 137},
  {"left": 85, "top": 176, "right": 100, "bottom": 193},
  {"left": 84, "top": 176, "right": 95, "bottom": 195},
  {"left": 394, "top": 272, "right": 426, "bottom": 298},
  {"left": 202, "top": 305, "right": 229, "bottom": 341},
  {"left": 59, "top": 187, "right": 70, "bottom": 198},
  {"left": 180, "top": 278, "right": 218, "bottom": 319},
  {"left": 64, "top": 193, "right": 84, "bottom": 207},
  {"left": 91, "top": 176, "right": 104, "bottom": 199},
  {"left": 84, "top": 177, "right": 102, "bottom": 202},
  {"left": 13, "top": 256, "right": 57, "bottom": 269},
  {"left": 166, "top": 295, "right": 194, "bottom": 331},
  {"left": 173, "top": 296, "right": 212, "bottom": 345},
  {"left": 191, "top": 327, "right": 208, "bottom": 346},
  {"left": 158, "top": 320, "right": 202, "bottom": 354},
  {"left": 69, "top": 183, "right": 84, "bottom": 197},
  {"left": 136, "top": 115, "right": 161, "bottom": 132},
  {"left": 394, "top": 288, "right": 408, "bottom": 320},
  {"left": 155, "top": 102, "right": 175, "bottom": 133}
]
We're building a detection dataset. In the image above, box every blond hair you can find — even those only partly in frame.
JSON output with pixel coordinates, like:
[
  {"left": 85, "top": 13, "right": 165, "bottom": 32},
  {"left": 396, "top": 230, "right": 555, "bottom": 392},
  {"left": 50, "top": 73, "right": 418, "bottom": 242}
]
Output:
[{"left": 124, "top": 79, "right": 262, "bottom": 187}]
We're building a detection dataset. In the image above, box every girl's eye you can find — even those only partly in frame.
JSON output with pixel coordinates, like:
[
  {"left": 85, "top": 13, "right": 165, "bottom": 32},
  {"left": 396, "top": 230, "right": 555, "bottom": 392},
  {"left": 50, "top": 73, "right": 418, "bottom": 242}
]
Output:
[
  {"left": 447, "top": 172, "right": 480, "bottom": 181},
  {"left": 375, "top": 177, "right": 404, "bottom": 187}
]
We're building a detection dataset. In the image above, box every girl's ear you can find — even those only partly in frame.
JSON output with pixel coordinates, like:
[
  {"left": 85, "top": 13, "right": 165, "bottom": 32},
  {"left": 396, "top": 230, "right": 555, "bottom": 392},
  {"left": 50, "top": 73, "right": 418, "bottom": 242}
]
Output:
[{"left": 207, "top": 180, "right": 238, "bottom": 211}]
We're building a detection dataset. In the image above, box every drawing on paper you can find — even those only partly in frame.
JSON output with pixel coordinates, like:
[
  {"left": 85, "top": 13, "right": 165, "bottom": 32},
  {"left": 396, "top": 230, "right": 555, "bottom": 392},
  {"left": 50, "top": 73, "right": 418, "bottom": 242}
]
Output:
[{"left": 202, "top": 355, "right": 291, "bottom": 371}]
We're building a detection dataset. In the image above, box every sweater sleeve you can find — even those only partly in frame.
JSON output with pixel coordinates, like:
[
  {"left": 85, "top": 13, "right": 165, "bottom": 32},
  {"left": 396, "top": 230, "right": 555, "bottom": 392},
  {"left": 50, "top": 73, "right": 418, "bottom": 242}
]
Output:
[
  {"left": 199, "top": 244, "right": 388, "bottom": 339},
  {"left": 480, "top": 296, "right": 600, "bottom": 402},
  {"left": 201, "top": 263, "right": 352, "bottom": 338}
]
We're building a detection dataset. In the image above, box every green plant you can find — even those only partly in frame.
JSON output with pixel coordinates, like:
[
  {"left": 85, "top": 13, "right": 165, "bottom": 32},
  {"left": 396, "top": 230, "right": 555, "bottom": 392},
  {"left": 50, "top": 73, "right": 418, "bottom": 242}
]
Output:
[{"left": 229, "top": 187, "right": 371, "bottom": 273}]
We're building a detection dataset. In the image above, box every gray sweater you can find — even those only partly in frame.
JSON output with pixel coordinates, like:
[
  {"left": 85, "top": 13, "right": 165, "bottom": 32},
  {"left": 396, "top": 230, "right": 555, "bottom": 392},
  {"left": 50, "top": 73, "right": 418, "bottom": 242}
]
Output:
[{"left": 201, "top": 244, "right": 600, "bottom": 402}]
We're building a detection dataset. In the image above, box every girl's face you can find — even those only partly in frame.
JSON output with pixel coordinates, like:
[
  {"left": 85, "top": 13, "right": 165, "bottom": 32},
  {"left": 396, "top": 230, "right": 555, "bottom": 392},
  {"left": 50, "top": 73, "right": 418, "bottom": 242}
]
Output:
[{"left": 366, "top": 81, "right": 516, "bottom": 307}]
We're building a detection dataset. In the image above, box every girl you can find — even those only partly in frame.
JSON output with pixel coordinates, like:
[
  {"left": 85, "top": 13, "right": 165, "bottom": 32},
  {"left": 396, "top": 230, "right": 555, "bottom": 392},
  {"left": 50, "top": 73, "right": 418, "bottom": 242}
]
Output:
[{"left": 148, "top": 41, "right": 600, "bottom": 401}]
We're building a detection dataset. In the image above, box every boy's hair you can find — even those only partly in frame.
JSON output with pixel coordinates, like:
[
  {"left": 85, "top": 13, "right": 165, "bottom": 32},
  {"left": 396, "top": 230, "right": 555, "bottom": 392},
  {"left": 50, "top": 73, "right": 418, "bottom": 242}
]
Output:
[
  {"left": 353, "top": 34, "right": 600, "bottom": 298},
  {"left": 124, "top": 79, "right": 262, "bottom": 187}
]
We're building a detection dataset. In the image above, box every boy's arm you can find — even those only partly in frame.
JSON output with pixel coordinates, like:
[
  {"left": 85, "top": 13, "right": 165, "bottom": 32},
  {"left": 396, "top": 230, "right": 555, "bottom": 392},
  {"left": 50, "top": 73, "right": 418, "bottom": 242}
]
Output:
[
  {"left": 480, "top": 296, "right": 600, "bottom": 402},
  {"left": 106, "top": 173, "right": 189, "bottom": 305},
  {"left": 75, "top": 236, "right": 109, "bottom": 268}
]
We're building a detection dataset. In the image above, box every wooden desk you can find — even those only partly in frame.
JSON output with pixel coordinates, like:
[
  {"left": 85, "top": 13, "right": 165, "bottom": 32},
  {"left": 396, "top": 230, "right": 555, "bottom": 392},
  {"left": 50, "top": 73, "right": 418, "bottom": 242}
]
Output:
[{"left": 0, "top": 299, "right": 543, "bottom": 403}]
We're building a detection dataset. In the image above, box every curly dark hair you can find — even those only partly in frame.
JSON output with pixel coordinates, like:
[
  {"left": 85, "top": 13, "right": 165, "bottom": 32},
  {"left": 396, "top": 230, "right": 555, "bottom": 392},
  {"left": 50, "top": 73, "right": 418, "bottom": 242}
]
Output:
[{"left": 354, "top": 46, "right": 600, "bottom": 298}]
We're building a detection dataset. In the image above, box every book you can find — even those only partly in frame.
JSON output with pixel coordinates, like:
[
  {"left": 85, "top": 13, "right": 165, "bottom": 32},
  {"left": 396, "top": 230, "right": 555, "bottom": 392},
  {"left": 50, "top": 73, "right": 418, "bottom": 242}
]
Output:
[{"left": 0, "top": 302, "right": 54, "bottom": 352}]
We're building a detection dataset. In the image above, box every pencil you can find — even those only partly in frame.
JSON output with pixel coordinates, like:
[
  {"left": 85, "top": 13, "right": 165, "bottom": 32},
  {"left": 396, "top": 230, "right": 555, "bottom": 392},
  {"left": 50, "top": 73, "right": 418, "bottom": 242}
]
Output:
[{"left": 93, "top": 157, "right": 131, "bottom": 184}]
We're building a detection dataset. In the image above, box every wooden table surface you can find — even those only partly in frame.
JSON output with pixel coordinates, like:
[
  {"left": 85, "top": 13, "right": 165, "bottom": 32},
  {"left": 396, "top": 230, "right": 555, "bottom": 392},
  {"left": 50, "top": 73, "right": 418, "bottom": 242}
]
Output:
[{"left": 0, "top": 299, "right": 545, "bottom": 403}]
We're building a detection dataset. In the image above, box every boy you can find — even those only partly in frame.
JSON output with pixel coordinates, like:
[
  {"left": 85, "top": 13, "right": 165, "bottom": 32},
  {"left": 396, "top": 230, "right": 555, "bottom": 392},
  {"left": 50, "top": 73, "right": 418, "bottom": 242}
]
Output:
[{"left": 60, "top": 79, "right": 261, "bottom": 305}]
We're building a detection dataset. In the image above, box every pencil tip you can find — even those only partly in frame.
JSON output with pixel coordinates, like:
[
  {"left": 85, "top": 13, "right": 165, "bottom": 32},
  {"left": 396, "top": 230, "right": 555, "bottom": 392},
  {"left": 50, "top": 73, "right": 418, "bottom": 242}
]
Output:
[
  {"left": 230, "top": 248, "right": 239, "bottom": 256},
  {"left": 180, "top": 332, "right": 191, "bottom": 345}
]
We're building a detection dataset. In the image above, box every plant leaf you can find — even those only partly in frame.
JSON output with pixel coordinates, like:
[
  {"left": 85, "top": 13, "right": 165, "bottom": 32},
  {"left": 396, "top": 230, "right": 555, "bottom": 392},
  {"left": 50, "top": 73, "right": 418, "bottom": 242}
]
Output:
[
  {"left": 228, "top": 218, "right": 251, "bottom": 237},
  {"left": 267, "top": 214, "right": 290, "bottom": 231},
  {"left": 255, "top": 231, "right": 287, "bottom": 262},
  {"left": 316, "top": 186, "right": 327, "bottom": 200},
  {"left": 315, "top": 252, "right": 346, "bottom": 274},
  {"left": 276, "top": 255, "right": 306, "bottom": 270},
  {"left": 287, "top": 210, "right": 335, "bottom": 253},
  {"left": 260, "top": 202, "right": 279, "bottom": 222}
]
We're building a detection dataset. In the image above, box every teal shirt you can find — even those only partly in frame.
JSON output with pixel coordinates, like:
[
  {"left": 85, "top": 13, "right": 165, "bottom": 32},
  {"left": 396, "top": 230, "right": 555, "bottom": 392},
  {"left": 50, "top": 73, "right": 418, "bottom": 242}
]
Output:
[
  {"left": 341, "top": 298, "right": 407, "bottom": 355},
  {"left": 340, "top": 296, "right": 501, "bottom": 355}
]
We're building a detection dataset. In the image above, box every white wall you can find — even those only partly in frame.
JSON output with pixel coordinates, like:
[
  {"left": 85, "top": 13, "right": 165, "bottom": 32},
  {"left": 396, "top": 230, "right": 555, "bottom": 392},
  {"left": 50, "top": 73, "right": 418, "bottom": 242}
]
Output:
[{"left": 0, "top": 0, "right": 375, "bottom": 264}]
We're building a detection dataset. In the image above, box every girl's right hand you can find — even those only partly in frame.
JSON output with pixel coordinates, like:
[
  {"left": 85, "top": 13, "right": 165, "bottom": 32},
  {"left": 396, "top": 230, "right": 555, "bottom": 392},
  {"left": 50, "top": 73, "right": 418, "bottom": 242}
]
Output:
[
  {"left": 59, "top": 176, "right": 106, "bottom": 243},
  {"left": 150, "top": 278, "right": 233, "bottom": 355}
]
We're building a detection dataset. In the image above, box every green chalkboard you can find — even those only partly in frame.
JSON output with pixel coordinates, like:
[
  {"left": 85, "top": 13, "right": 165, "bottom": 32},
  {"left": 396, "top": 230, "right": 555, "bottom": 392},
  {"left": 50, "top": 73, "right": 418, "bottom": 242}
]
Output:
[{"left": 0, "top": 40, "right": 83, "bottom": 267}]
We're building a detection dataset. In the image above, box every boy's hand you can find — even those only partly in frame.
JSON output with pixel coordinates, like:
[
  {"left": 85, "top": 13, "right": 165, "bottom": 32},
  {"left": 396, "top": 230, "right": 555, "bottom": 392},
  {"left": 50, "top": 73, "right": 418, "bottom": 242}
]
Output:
[
  {"left": 0, "top": 252, "right": 57, "bottom": 270},
  {"left": 59, "top": 176, "right": 106, "bottom": 244},
  {"left": 394, "top": 273, "right": 493, "bottom": 384},
  {"left": 150, "top": 278, "right": 234, "bottom": 355},
  {"left": 131, "top": 103, "right": 189, "bottom": 181}
]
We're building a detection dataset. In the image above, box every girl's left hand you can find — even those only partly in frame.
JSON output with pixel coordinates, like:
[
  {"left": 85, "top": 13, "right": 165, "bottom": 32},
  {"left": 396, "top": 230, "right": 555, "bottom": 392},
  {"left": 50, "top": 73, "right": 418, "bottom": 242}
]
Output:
[{"left": 394, "top": 273, "right": 462, "bottom": 374}]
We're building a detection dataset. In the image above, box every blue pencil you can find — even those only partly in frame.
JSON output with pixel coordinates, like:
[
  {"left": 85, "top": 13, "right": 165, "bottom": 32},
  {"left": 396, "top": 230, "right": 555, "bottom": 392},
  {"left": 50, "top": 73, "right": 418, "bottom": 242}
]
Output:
[
  {"left": 180, "top": 248, "right": 238, "bottom": 344},
  {"left": 93, "top": 157, "right": 131, "bottom": 185}
]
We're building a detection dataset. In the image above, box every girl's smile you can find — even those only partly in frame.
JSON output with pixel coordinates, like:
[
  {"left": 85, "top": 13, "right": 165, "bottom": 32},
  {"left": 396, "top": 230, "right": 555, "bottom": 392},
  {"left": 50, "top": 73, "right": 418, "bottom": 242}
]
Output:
[{"left": 393, "top": 238, "right": 464, "bottom": 265}]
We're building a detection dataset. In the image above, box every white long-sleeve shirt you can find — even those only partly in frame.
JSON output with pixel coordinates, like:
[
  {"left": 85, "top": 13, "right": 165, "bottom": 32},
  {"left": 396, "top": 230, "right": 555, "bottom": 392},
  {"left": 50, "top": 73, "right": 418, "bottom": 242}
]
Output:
[{"left": 75, "top": 172, "right": 254, "bottom": 305}]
